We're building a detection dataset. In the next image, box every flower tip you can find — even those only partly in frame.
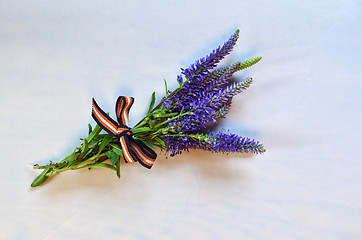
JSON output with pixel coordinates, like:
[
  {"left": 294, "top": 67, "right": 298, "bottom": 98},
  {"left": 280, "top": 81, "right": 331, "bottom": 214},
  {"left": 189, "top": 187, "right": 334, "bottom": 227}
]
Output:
[{"left": 259, "top": 147, "right": 266, "bottom": 153}]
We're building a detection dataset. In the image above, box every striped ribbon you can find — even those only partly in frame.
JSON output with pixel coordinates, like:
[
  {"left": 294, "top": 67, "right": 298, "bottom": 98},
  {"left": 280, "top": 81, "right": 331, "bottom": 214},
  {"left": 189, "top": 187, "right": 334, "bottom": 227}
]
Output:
[{"left": 92, "top": 96, "right": 157, "bottom": 169}]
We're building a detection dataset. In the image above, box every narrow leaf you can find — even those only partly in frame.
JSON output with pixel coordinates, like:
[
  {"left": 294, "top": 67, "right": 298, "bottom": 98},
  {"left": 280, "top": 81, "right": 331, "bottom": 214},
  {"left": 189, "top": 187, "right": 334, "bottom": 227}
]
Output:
[
  {"left": 89, "top": 133, "right": 108, "bottom": 147},
  {"left": 86, "top": 124, "right": 102, "bottom": 142},
  {"left": 79, "top": 138, "right": 89, "bottom": 159},
  {"left": 147, "top": 92, "right": 156, "bottom": 113},
  {"left": 141, "top": 140, "right": 155, "bottom": 149},
  {"left": 31, "top": 168, "right": 52, "bottom": 187},
  {"left": 110, "top": 144, "right": 123, "bottom": 156},
  {"left": 85, "top": 149, "right": 92, "bottom": 157},
  {"left": 66, "top": 152, "right": 82, "bottom": 167},
  {"left": 116, "top": 159, "right": 120, "bottom": 178},
  {"left": 164, "top": 79, "right": 168, "bottom": 95},
  {"left": 57, "top": 150, "right": 78, "bottom": 167},
  {"left": 131, "top": 127, "right": 152, "bottom": 135},
  {"left": 153, "top": 136, "right": 165, "bottom": 147},
  {"left": 106, "top": 150, "right": 119, "bottom": 165},
  {"left": 98, "top": 134, "right": 114, "bottom": 154}
]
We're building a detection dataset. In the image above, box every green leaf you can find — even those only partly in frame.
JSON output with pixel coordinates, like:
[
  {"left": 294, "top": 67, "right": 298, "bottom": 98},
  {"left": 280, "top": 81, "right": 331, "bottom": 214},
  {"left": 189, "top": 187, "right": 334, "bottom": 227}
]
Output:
[
  {"left": 110, "top": 144, "right": 123, "bottom": 156},
  {"left": 150, "top": 109, "right": 164, "bottom": 114},
  {"left": 141, "top": 140, "right": 155, "bottom": 149},
  {"left": 88, "top": 134, "right": 108, "bottom": 147},
  {"left": 77, "top": 162, "right": 116, "bottom": 171},
  {"left": 98, "top": 134, "right": 114, "bottom": 154},
  {"left": 79, "top": 138, "right": 89, "bottom": 159},
  {"left": 116, "top": 158, "right": 120, "bottom": 178},
  {"left": 106, "top": 150, "right": 121, "bottom": 178},
  {"left": 31, "top": 168, "right": 52, "bottom": 187},
  {"left": 153, "top": 136, "right": 165, "bottom": 147},
  {"left": 147, "top": 92, "right": 156, "bottom": 113},
  {"left": 60, "top": 151, "right": 78, "bottom": 166},
  {"left": 88, "top": 124, "right": 92, "bottom": 134},
  {"left": 131, "top": 127, "right": 152, "bottom": 135},
  {"left": 164, "top": 79, "right": 168, "bottom": 95},
  {"left": 106, "top": 150, "right": 119, "bottom": 165},
  {"left": 85, "top": 148, "right": 92, "bottom": 157},
  {"left": 86, "top": 124, "right": 102, "bottom": 142}
]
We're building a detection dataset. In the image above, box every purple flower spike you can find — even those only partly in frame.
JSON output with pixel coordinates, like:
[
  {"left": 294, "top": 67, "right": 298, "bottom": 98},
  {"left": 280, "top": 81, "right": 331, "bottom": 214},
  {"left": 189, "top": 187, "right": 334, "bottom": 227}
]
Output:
[
  {"left": 181, "top": 30, "right": 240, "bottom": 81},
  {"left": 160, "top": 30, "right": 265, "bottom": 157},
  {"left": 163, "top": 131, "right": 265, "bottom": 157}
]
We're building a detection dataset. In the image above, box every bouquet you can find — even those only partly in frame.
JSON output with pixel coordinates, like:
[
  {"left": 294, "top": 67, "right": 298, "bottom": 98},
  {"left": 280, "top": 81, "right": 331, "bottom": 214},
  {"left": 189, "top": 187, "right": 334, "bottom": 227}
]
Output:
[{"left": 31, "top": 29, "right": 265, "bottom": 187}]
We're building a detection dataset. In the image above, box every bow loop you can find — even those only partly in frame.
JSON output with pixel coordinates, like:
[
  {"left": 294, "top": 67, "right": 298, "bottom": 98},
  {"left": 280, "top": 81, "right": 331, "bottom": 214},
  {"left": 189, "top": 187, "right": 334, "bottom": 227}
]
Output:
[
  {"left": 92, "top": 97, "right": 157, "bottom": 168},
  {"left": 115, "top": 96, "right": 133, "bottom": 127}
]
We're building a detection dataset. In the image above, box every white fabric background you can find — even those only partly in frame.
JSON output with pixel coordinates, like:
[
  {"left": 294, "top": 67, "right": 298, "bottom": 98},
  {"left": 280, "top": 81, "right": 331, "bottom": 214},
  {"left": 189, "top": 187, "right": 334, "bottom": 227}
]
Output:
[{"left": 1, "top": 1, "right": 361, "bottom": 239}]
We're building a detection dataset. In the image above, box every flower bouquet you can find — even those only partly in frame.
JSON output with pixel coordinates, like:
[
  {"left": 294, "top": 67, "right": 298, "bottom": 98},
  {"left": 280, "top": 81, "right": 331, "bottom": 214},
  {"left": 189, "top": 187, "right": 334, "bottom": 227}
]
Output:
[{"left": 31, "top": 29, "right": 265, "bottom": 187}]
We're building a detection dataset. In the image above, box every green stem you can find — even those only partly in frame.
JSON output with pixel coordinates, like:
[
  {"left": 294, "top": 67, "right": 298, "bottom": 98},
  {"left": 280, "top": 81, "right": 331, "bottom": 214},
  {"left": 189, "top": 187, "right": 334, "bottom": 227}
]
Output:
[
  {"left": 133, "top": 81, "right": 185, "bottom": 127},
  {"left": 153, "top": 110, "right": 191, "bottom": 130},
  {"left": 45, "top": 153, "right": 108, "bottom": 177}
]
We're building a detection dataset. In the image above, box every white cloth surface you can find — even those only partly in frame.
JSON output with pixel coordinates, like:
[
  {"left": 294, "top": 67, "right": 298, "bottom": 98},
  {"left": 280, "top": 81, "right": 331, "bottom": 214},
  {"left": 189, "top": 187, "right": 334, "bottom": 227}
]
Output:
[{"left": 1, "top": 1, "right": 361, "bottom": 239}]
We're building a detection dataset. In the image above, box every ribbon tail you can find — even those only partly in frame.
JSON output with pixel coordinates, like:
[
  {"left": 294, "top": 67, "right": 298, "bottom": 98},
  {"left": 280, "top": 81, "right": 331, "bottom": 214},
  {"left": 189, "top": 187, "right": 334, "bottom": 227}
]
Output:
[
  {"left": 128, "top": 138, "right": 157, "bottom": 169},
  {"left": 119, "top": 135, "right": 136, "bottom": 163},
  {"left": 92, "top": 98, "right": 119, "bottom": 137}
]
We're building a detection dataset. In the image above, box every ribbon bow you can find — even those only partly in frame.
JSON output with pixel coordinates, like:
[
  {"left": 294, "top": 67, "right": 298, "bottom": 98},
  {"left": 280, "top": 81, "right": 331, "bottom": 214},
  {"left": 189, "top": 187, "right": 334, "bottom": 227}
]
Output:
[{"left": 91, "top": 96, "right": 157, "bottom": 168}]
